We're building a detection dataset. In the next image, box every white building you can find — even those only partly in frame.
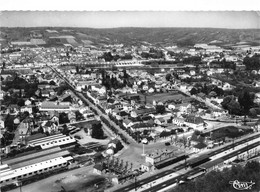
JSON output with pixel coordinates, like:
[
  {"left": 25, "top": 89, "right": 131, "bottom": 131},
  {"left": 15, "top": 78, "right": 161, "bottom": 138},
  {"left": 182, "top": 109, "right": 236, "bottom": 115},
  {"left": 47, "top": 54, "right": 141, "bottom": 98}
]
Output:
[
  {"left": 27, "top": 134, "right": 76, "bottom": 149},
  {"left": 0, "top": 147, "right": 73, "bottom": 187}
]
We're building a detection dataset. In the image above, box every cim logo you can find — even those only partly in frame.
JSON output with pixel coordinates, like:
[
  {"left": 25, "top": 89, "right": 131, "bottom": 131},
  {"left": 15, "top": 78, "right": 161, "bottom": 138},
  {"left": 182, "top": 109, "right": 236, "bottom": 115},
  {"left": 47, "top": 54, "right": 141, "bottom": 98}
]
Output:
[{"left": 229, "top": 180, "right": 255, "bottom": 190}]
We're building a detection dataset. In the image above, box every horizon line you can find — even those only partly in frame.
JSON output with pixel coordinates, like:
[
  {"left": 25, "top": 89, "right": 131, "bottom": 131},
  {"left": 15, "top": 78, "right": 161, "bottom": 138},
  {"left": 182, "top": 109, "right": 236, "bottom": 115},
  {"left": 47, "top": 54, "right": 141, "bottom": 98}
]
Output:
[{"left": 0, "top": 26, "right": 259, "bottom": 30}]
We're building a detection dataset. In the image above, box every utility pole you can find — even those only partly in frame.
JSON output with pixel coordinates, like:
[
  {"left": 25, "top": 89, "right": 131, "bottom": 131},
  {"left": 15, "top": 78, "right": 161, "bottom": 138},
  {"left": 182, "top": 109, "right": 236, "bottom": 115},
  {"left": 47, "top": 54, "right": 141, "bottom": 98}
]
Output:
[
  {"left": 185, "top": 155, "right": 187, "bottom": 170},
  {"left": 134, "top": 172, "right": 137, "bottom": 191}
]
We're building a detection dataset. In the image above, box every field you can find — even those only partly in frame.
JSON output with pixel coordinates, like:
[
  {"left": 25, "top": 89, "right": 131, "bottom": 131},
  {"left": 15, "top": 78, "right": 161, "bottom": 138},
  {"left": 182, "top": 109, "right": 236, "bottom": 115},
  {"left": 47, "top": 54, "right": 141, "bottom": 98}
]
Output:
[{"left": 139, "top": 91, "right": 191, "bottom": 104}]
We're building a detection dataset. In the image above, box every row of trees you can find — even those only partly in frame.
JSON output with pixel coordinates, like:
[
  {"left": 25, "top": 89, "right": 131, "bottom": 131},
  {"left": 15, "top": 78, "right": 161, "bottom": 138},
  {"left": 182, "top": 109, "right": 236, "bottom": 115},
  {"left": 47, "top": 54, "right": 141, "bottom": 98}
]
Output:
[
  {"left": 99, "top": 52, "right": 133, "bottom": 62},
  {"left": 221, "top": 89, "right": 255, "bottom": 116},
  {"left": 210, "top": 59, "right": 236, "bottom": 70},
  {"left": 243, "top": 54, "right": 260, "bottom": 70},
  {"left": 100, "top": 116, "right": 129, "bottom": 144},
  {"left": 190, "top": 83, "right": 224, "bottom": 97},
  {"left": 141, "top": 51, "right": 164, "bottom": 59}
]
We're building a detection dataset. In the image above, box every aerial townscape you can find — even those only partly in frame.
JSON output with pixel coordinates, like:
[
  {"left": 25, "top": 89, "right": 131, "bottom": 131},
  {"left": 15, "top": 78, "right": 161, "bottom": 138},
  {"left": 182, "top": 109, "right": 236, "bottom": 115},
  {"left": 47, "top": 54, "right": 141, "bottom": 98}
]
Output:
[{"left": 0, "top": 11, "right": 260, "bottom": 192}]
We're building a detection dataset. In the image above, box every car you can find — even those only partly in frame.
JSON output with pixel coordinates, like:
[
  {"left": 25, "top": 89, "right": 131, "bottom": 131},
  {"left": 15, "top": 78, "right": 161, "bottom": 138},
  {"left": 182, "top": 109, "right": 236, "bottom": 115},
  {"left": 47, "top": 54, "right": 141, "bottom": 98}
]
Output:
[{"left": 165, "top": 142, "right": 171, "bottom": 146}]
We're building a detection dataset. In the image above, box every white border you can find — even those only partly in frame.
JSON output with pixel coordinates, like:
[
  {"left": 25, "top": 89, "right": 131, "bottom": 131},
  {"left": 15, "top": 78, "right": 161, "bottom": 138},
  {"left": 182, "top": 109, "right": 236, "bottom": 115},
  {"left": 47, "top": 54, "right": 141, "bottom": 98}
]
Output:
[{"left": 1, "top": 0, "right": 260, "bottom": 11}]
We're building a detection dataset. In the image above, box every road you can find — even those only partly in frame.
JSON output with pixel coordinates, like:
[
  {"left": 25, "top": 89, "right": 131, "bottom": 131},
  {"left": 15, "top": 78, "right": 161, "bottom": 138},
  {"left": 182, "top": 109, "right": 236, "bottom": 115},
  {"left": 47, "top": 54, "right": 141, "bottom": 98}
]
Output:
[{"left": 9, "top": 166, "right": 94, "bottom": 192}]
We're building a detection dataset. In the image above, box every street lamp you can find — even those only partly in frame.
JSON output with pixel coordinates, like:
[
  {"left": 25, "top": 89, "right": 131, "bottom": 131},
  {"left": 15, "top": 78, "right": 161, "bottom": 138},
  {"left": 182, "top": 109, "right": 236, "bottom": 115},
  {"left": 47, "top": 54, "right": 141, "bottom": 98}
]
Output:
[
  {"left": 15, "top": 180, "right": 22, "bottom": 192},
  {"left": 141, "top": 138, "right": 148, "bottom": 156}
]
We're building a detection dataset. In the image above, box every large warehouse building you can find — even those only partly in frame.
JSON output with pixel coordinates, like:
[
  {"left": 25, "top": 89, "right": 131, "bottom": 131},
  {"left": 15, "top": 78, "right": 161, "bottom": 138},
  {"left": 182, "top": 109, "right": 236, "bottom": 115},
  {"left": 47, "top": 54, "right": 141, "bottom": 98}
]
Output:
[{"left": 0, "top": 146, "right": 73, "bottom": 187}]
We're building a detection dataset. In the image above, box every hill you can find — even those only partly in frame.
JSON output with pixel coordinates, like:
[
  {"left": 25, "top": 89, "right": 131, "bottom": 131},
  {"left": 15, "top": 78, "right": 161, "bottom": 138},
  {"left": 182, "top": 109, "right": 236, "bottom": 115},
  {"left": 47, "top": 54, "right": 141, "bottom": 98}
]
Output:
[{"left": 0, "top": 27, "right": 259, "bottom": 47}]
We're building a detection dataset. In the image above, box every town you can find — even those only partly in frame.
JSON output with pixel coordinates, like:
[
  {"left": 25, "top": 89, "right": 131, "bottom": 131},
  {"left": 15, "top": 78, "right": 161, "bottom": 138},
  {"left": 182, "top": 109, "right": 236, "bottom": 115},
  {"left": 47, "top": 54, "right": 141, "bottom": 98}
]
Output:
[{"left": 1, "top": 26, "right": 260, "bottom": 192}]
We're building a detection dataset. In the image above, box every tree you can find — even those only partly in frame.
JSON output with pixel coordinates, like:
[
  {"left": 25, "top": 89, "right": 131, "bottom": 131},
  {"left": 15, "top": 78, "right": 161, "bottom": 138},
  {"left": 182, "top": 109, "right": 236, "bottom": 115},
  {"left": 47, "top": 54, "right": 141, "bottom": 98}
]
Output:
[
  {"left": 61, "top": 124, "right": 69, "bottom": 135},
  {"left": 208, "top": 91, "right": 217, "bottom": 98},
  {"left": 165, "top": 73, "right": 172, "bottom": 81},
  {"left": 114, "top": 140, "right": 124, "bottom": 153},
  {"left": 91, "top": 122, "right": 104, "bottom": 139},
  {"left": 17, "top": 99, "right": 25, "bottom": 107},
  {"left": 243, "top": 54, "right": 260, "bottom": 70},
  {"left": 172, "top": 161, "right": 260, "bottom": 192},
  {"left": 5, "top": 114, "right": 14, "bottom": 132},
  {"left": 38, "top": 126, "right": 44, "bottom": 134},
  {"left": 49, "top": 80, "right": 56, "bottom": 86},
  {"left": 221, "top": 95, "right": 234, "bottom": 109},
  {"left": 156, "top": 105, "right": 166, "bottom": 114},
  {"left": 57, "top": 85, "right": 69, "bottom": 96},
  {"left": 227, "top": 100, "right": 242, "bottom": 115},
  {"left": 248, "top": 108, "right": 257, "bottom": 118},
  {"left": 23, "top": 111, "right": 30, "bottom": 118},
  {"left": 213, "top": 87, "right": 224, "bottom": 96},
  {"left": 190, "top": 87, "right": 198, "bottom": 95},
  {"left": 238, "top": 90, "right": 255, "bottom": 114},
  {"left": 59, "top": 112, "right": 69, "bottom": 124},
  {"left": 75, "top": 111, "right": 84, "bottom": 121}
]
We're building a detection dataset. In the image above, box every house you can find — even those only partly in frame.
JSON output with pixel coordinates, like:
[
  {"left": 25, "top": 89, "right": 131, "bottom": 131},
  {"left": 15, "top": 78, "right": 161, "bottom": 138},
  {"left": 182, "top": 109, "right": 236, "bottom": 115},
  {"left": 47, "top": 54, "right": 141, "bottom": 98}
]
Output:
[
  {"left": 7, "top": 104, "right": 20, "bottom": 115},
  {"left": 59, "top": 94, "right": 73, "bottom": 103},
  {"left": 130, "top": 107, "right": 156, "bottom": 118},
  {"left": 68, "top": 112, "right": 76, "bottom": 123},
  {"left": 142, "top": 84, "right": 149, "bottom": 91},
  {"left": 141, "top": 162, "right": 154, "bottom": 172},
  {"left": 18, "top": 118, "right": 33, "bottom": 140},
  {"left": 190, "top": 133, "right": 206, "bottom": 146},
  {"left": 24, "top": 99, "right": 32, "bottom": 106},
  {"left": 107, "top": 138, "right": 120, "bottom": 149},
  {"left": 172, "top": 117, "right": 185, "bottom": 126},
  {"left": 185, "top": 115, "right": 205, "bottom": 130},
  {"left": 145, "top": 148, "right": 175, "bottom": 165},
  {"left": 41, "top": 90, "right": 50, "bottom": 97},
  {"left": 93, "top": 164, "right": 104, "bottom": 175},
  {"left": 132, "top": 84, "right": 139, "bottom": 92},
  {"left": 122, "top": 103, "right": 133, "bottom": 112},
  {"left": 114, "top": 102, "right": 123, "bottom": 109},
  {"left": 130, "top": 122, "right": 154, "bottom": 132},
  {"left": 178, "top": 103, "right": 191, "bottom": 113},
  {"left": 148, "top": 87, "right": 155, "bottom": 93},
  {"left": 42, "top": 121, "right": 59, "bottom": 134},
  {"left": 222, "top": 82, "right": 233, "bottom": 90},
  {"left": 167, "top": 103, "right": 175, "bottom": 110},
  {"left": 0, "top": 116, "right": 6, "bottom": 131},
  {"left": 123, "top": 118, "right": 134, "bottom": 128},
  {"left": 20, "top": 105, "right": 33, "bottom": 114},
  {"left": 117, "top": 111, "right": 129, "bottom": 120},
  {"left": 154, "top": 117, "right": 167, "bottom": 126},
  {"left": 193, "top": 142, "right": 207, "bottom": 153},
  {"left": 91, "top": 85, "right": 106, "bottom": 95}
]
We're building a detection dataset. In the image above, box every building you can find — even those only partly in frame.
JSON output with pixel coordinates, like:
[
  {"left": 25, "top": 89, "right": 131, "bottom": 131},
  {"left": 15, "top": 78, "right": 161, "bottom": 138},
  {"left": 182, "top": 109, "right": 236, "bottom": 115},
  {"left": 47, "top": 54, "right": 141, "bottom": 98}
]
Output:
[
  {"left": 93, "top": 164, "right": 104, "bottom": 175},
  {"left": 27, "top": 134, "right": 76, "bottom": 149},
  {"left": 39, "top": 101, "right": 70, "bottom": 112},
  {"left": 20, "top": 105, "right": 33, "bottom": 114},
  {"left": 0, "top": 147, "right": 73, "bottom": 187},
  {"left": 185, "top": 115, "right": 205, "bottom": 130},
  {"left": 201, "top": 141, "right": 260, "bottom": 172},
  {"left": 145, "top": 148, "right": 176, "bottom": 165}
]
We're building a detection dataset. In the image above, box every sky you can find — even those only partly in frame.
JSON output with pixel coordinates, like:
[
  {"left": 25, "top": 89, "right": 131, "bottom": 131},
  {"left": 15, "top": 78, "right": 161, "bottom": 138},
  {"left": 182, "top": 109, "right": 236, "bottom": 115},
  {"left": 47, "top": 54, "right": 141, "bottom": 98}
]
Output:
[{"left": 0, "top": 11, "right": 259, "bottom": 29}]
